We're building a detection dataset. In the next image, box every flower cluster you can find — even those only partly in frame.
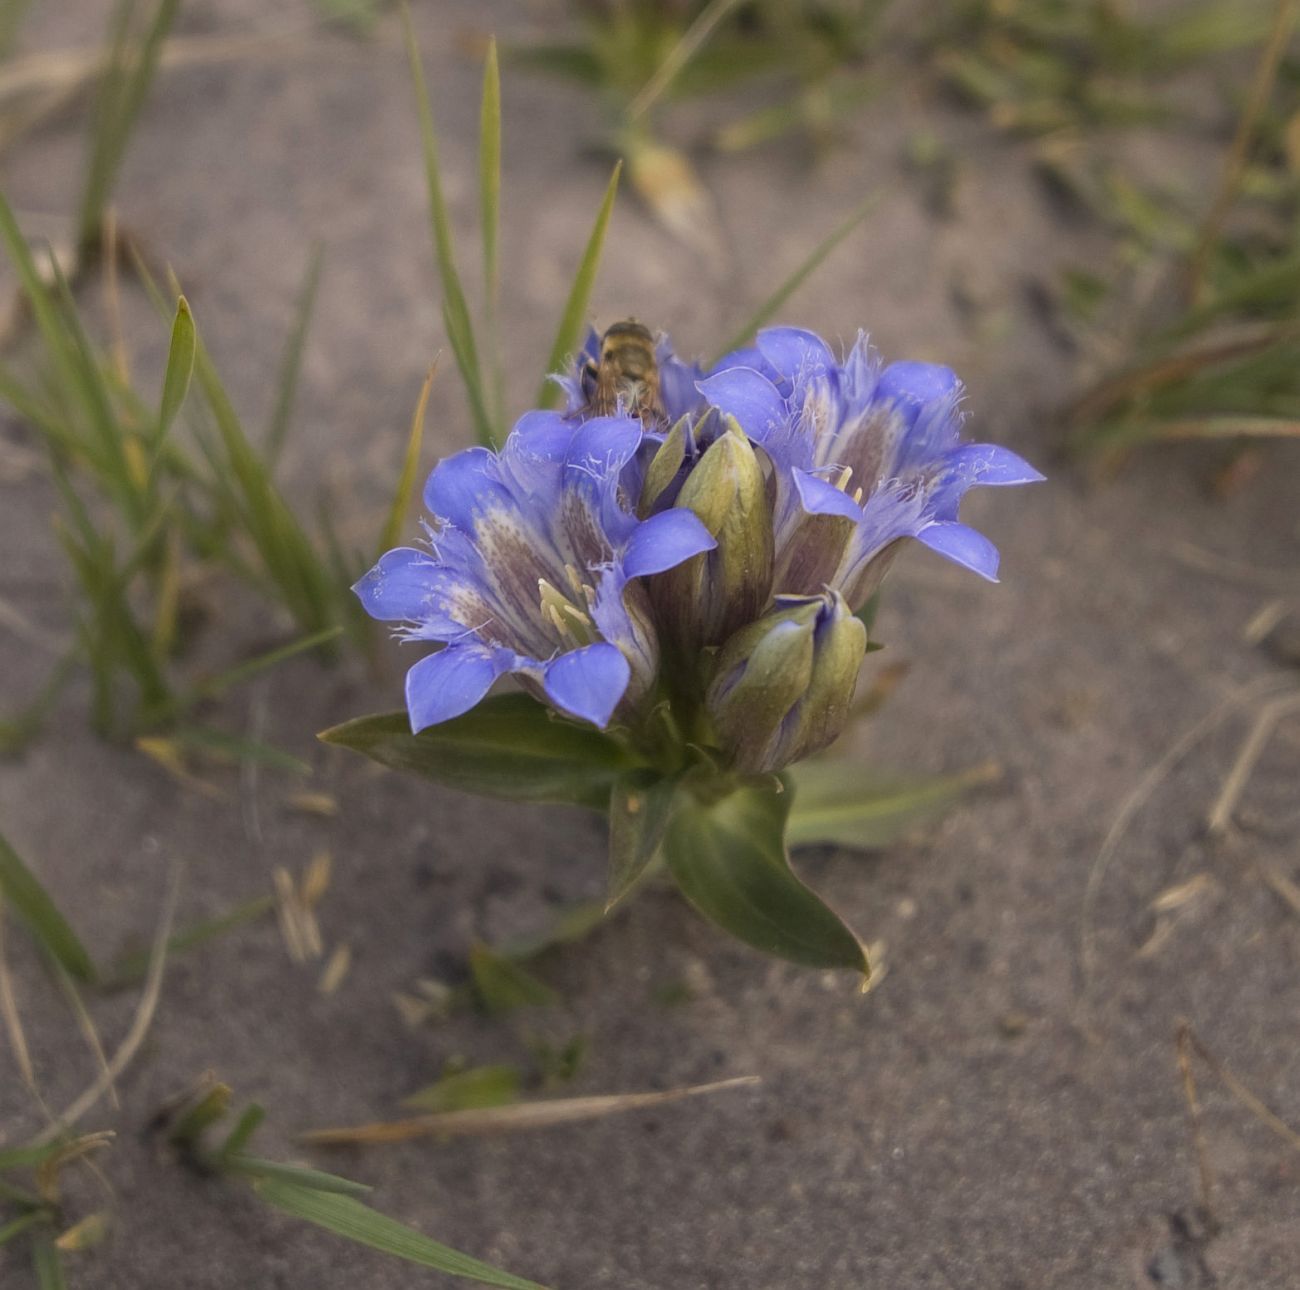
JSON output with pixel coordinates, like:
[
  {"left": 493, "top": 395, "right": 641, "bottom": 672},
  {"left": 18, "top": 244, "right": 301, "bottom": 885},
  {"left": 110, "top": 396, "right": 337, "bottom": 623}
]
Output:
[{"left": 356, "top": 325, "right": 1042, "bottom": 775}]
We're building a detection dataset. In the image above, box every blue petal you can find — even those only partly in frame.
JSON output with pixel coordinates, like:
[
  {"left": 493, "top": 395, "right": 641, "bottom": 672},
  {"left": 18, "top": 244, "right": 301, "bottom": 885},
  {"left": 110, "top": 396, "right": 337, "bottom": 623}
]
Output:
[
  {"left": 566, "top": 415, "right": 642, "bottom": 479},
  {"left": 423, "top": 447, "right": 510, "bottom": 531},
  {"left": 877, "top": 362, "right": 961, "bottom": 425},
  {"left": 696, "top": 368, "right": 787, "bottom": 442},
  {"left": 792, "top": 468, "right": 864, "bottom": 522},
  {"left": 623, "top": 509, "right": 716, "bottom": 577},
  {"left": 949, "top": 442, "right": 1046, "bottom": 486},
  {"left": 353, "top": 548, "right": 442, "bottom": 622},
  {"left": 756, "top": 327, "right": 835, "bottom": 386},
  {"left": 708, "top": 343, "right": 765, "bottom": 377},
  {"left": 542, "top": 643, "right": 631, "bottom": 727},
  {"left": 917, "top": 522, "right": 1000, "bottom": 581},
  {"left": 405, "top": 645, "right": 502, "bottom": 731}
]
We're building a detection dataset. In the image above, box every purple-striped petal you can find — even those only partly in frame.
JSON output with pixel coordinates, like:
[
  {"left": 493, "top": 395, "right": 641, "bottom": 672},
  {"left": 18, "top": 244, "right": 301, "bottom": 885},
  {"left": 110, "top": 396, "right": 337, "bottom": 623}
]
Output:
[
  {"left": 542, "top": 643, "right": 631, "bottom": 728},
  {"left": 353, "top": 547, "right": 441, "bottom": 622},
  {"left": 405, "top": 645, "right": 503, "bottom": 732},
  {"left": 623, "top": 509, "right": 716, "bottom": 577},
  {"left": 423, "top": 447, "right": 511, "bottom": 531},
  {"left": 916, "top": 521, "right": 1000, "bottom": 581}
]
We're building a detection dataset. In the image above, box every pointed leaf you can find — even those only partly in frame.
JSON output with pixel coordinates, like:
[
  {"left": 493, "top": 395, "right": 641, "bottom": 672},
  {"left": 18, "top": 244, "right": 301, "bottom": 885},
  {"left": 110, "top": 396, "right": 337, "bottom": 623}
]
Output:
[
  {"left": 402, "top": 4, "right": 492, "bottom": 445},
  {"left": 786, "top": 760, "right": 1000, "bottom": 851},
  {"left": 469, "top": 943, "right": 559, "bottom": 1015},
  {"left": 403, "top": 1064, "right": 521, "bottom": 1113},
  {"left": 377, "top": 364, "right": 433, "bottom": 556},
  {"left": 319, "top": 693, "right": 636, "bottom": 807},
  {"left": 607, "top": 770, "right": 679, "bottom": 909},
  {"left": 252, "top": 1180, "right": 548, "bottom": 1289},
  {"left": 664, "top": 782, "right": 868, "bottom": 973},
  {"left": 265, "top": 247, "right": 323, "bottom": 466},
  {"left": 712, "top": 192, "right": 878, "bottom": 364},
  {"left": 155, "top": 295, "right": 195, "bottom": 448},
  {"left": 536, "top": 161, "right": 622, "bottom": 408},
  {"left": 0, "top": 831, "right": 95, "bottom": 983}
]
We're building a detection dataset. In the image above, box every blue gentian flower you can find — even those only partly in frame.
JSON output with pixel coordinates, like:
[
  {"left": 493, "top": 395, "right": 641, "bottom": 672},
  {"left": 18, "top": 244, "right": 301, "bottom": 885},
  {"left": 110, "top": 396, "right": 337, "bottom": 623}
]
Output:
[
  {"left": 699, "top": 327, "right": 1044, "bottom": 608},
  {"left": 354, "top": 411, "right": 715, "bottom": 732}
]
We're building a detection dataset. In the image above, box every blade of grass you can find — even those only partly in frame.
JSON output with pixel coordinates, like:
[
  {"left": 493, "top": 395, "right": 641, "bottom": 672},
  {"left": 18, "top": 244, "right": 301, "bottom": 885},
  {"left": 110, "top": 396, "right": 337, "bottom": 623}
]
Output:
[
  {"left": 626, "top": 0, "right": 746, "bottom": 122},
  {"left": 377, "top": 363, "right": 434, "bottom": 556},
  {"left": 31, "top": 1231, "right": 67, "bottom": 1290},
  {"left": 77, "top": 0, "right": 181, "bottom": 255},
  {"left": 229, "top": 1156, "right": 372, "bottom": 1196},
  {"left": 154, "top": 294, "right": 194, "bottom": 451},
  {"left": 479, "top": 39, "right": 503, "bottom": 425},
  {"left": 535, "top": 160, "right": 622, "bottom": 409},
  {"left": 196, "top": 625, "right": 343, "bottom": 702},
  {"left": 0, "top": 831, "right": 95, "bottom": 983},
  {"left": 217, "top": 1104, "right": 266, "bottom": 1162},
  {"left": 103, "top": 893, "right": 275, "bottom": 989},
  {"left": 34, "top": 862, "right": 180, "bottom": 1143},
  {"left": 712, "top": 191, "right": 878, "bottom": 363},
  {"left": 401, "top": 3, "right": 492, "bottom": 445},
  {"left": 252, "top": 1180, "right": 549, "bottom": 1289},
  {"left": 1185, "top": 0, "right": 1298, "bottom": 303},
  {"left": 302, "top": 1076, "right": 760, "bottom": 1146},
  {"left": 265, "top": 247, "right": 323, "bottom": 467},
  {"left": 0, "top": 1211, "right": 47, "bottom": 1247}
]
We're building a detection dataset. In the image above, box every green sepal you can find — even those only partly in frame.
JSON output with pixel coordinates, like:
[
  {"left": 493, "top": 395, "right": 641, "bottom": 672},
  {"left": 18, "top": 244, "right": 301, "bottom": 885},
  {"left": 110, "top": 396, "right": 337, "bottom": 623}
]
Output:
[
  {"left": 663, "top": 778, "right": 868, "bottom": 975},
  {"left": 785, "top": 759, "right": 1000, "bottom": 851},
  {"left": 319, "top": 693, "right": 637, "bottom": 808},
  {"left": 606, "top": 769, "right": 680, "bottom": 910}
]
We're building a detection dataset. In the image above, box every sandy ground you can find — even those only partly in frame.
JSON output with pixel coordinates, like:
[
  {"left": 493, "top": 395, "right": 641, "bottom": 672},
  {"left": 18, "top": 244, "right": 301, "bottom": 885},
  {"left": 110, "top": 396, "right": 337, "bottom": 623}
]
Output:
[{"left": 1, "top": 2, "right": 1299, "bottom": 1287}]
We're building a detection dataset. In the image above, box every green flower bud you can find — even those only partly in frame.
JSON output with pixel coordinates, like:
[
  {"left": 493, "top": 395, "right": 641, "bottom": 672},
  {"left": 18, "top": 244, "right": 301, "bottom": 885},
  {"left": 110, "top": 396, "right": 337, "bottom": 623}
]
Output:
[
  {"left": 706, "top": 591, "right": 866, "bottom": 773},
  {"left": 650, "top": 419, "right": 774, "bottom": 656}
]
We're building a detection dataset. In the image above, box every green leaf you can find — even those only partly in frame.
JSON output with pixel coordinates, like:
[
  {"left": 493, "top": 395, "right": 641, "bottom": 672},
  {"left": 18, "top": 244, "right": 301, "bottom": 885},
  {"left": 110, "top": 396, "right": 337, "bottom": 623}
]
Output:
[
  {"left": 663, "top": 781, "right": 867, "bottom": 973},
  {"left": 253, "top": 1179, "right": 548, "bottom": 1289},
  {"left": 606, "top": 770, "right": 678, "bottom": 909},
  {"left": 31, "top": 1231, "right": 66, "bottom": 1290},
  {"left": 0, "top": 1140, "right": 65, "bottom": 1172},
  {"left": 403, "top": 1064, "right": 522, "bottom": 1113},
  {"left": 785, "top": 760, "right": 1001, "bottom": 851},
  {"left": 401, "top": 3, "right": 493, "bottom": 446},
  {"left": 377, "top": 366, "right": 432, "bottom": 556},
  {"left": 155, "top": 295, "right": 195, "bottom": 449},
  {"left": 712, "top": 191, "right": 878, "bottom": 363},
  {"left": 319, "top": 693, "right": 635, "bottom": 808},
  {"left": 469, "top": 943, "right": 560, "bottom": 1015},
  {"left": 0, "top": 831, "right": 95, "bottom": 983},
  {"left": 535, "top": 160, "right": 622, "bottom": 409},
  {"left": 0, "top": 1211, "right": 47, "bottom": 1248},
  {"left": 103, "top": 893, "right": 274, "bottom": 989},
  {"left": 78, "top": 0, "right": 181, "bottom": 254},
  {"left": 230, "top": 1157, "right": 372, "bottom": 1197},
  {"left": 265, "top": 247, "right": 323, "bottom": 467},
  {"left": 480, "top": 38, "right": 504, "bottom": 428}
]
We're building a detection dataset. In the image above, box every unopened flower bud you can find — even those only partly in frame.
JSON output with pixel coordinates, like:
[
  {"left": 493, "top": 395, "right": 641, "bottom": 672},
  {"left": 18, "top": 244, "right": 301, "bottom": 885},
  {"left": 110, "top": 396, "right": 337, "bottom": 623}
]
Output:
[
  {"left": 650, "top": 419, "right": 774, "bottom": 656},
  {"left": 706, "top": 592, "right": 866, "bottom": 773}
]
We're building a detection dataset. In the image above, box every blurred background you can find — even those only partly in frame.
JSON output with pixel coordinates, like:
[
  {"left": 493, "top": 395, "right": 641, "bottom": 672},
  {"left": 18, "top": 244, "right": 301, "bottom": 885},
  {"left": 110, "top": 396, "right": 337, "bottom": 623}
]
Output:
[{"left": 0, "top": 2, "right": 1298, "bottom": 1287}]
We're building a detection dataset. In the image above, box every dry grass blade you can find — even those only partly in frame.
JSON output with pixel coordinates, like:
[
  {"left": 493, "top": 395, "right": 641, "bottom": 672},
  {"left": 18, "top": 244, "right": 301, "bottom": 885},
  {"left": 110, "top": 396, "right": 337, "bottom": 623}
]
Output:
[
  {"left": 301, "top": 1075, "right": 760, "bottom": 1146},
  {"left": 1077, "top": 676, "right": 1291, "bottom": 1020},
  {"left": 1186, "top": 0, "right": 1299, "bottom": 302},
  {"left": 1206, "top": 691, "right": 1300, "bottom": 834},
  {"left": 0, "top": 896, "right": 35, "bottom": 1090},
  {"left": 1181, "top": 1022, "right": 1300, "bottom": 1155},
  {"left": 32, "top": 863, "right": 180, "bottom": 1144},
  {"left": 1175, "top": 1023, "right": 1214, "bottom": 1218}
]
